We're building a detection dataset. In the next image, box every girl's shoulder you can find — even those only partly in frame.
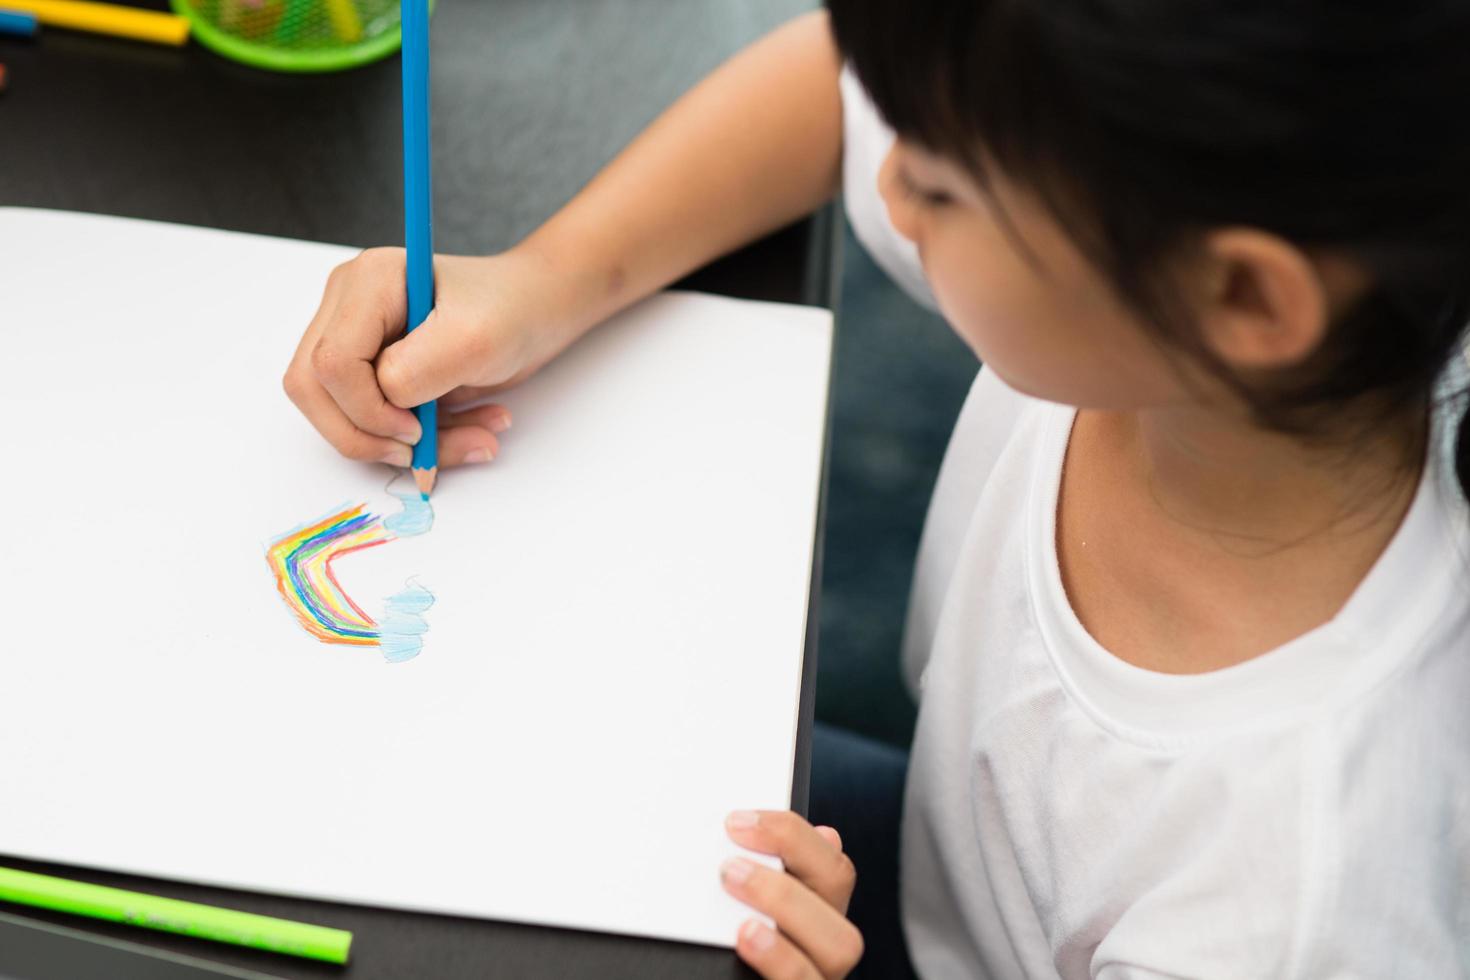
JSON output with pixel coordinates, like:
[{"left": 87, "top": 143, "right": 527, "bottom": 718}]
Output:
[
  {"left": 902, "top": 367, "right": 1067, "bottom": 688},
  {"left": 838, "top": 63, "right": 937, "bottom": 311}
]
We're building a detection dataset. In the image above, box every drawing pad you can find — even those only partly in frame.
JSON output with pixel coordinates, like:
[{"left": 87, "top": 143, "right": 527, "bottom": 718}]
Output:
[{"left": 0, "top": 208, "right": 832, "bottom": 949}]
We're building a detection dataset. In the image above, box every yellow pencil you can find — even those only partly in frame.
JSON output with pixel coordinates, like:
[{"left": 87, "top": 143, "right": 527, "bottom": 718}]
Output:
[
  {"left": 322, "top": 0, "right": 361, "bottom": 42},
  {"left": 1, "top": 0, "right": 190, "bottom": 46}
]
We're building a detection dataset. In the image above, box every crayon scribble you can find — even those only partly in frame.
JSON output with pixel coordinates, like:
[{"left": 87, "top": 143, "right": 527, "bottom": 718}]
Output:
[{"left": 265, "top": 481, "right": 435, "bottom": 662}]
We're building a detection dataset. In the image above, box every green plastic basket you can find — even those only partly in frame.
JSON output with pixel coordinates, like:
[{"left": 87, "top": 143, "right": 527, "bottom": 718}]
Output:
[{"left": 171, "top": 0, "right": 432, "bottom": 73}]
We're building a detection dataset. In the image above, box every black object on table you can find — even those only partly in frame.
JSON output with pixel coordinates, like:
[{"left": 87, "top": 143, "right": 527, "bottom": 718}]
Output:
[{"left": 0, "top": 2, "right": 837, "bottom": 977}]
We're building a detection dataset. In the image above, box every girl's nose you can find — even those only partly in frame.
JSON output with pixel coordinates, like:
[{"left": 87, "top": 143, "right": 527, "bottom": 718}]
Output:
[{"left": 878, "top": 144, "right": 922, "bottom": 245}]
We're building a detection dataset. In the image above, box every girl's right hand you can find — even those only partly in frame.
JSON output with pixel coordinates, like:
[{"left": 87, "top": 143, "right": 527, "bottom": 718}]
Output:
[{"left": 282, "top": 246, "right": 564, "bottom": 469}]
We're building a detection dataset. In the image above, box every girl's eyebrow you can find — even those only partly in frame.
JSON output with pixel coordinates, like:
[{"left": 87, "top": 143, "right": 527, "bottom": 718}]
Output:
[
  {"left": 896, "top": 162, "right": 945, "bottom": 194},
  {"left": 900, "top": 146, "right": 955, "bottom": 178}
]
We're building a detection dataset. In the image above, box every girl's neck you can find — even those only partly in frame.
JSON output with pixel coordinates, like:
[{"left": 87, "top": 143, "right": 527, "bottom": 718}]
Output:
[
  {"left": 1126, "top": 401, "right": 1425, "bottom": 551},
  {"left": 1057, "top": 401, "right": 1427, "bottom": 673}
]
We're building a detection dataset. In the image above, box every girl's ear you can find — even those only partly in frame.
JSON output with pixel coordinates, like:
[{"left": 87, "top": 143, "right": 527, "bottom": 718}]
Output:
[{"left": 1196, "top": 228, "right": 1330, "bottom": 371}]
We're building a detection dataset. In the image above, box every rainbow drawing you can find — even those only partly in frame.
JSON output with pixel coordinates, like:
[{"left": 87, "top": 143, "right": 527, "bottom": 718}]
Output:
[{"left": 266, "top": 488, "right": 435, "bottom": 662}]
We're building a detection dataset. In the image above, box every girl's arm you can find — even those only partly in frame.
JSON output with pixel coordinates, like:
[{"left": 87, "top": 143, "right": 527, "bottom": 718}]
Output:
[
  {"left": 284, "top": 11, "right": 843, "bottom": 468},
  {"left": 518, "top": 9, "right": 844, "bottom": 345}
]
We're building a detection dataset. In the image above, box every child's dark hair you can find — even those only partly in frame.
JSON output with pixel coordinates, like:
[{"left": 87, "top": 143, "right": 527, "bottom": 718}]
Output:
[{"left": 828, "top": 0, "right": 1470, "bottom": 499}]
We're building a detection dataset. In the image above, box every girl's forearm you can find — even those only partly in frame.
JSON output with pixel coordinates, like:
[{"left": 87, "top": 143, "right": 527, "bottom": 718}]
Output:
[{"left": 515, "top": 10, "right": 843, "bottom": 345}]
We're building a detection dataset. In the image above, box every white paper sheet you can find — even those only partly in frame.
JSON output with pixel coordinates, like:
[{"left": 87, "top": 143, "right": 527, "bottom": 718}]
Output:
[{"left": 0, "top": 208, "right": 832, "bottom": 949}]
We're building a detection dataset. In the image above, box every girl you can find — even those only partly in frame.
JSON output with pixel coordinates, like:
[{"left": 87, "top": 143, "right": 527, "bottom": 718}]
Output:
[{"left": 283, "top": 2, "right": 1470, "bottom": 977}]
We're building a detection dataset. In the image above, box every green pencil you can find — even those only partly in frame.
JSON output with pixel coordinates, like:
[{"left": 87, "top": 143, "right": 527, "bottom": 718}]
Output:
[{"left": 0, "top": 866, "right": 352, "bottom": 964}]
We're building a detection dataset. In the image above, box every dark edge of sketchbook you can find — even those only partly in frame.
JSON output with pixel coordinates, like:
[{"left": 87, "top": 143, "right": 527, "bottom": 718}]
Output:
[{"left": 790, "top": 202, "right": 844, "bottom": 819}]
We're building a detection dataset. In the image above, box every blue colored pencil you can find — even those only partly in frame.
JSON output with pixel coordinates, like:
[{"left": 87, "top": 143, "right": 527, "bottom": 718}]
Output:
[
  {"left": 0, "top": 9, "right": 40, "bottom": 37},
  {"left": 401, "top": 0, "right": 437, "bottom": 498}
]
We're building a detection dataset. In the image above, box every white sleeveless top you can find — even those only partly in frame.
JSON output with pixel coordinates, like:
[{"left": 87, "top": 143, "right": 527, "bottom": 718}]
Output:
[{"left": 840, "top": 66, "right": 1470, "bottom": 980}]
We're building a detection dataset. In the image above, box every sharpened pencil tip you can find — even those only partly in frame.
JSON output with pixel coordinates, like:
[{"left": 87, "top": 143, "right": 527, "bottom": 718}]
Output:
[{"left": 412, "top": 465, "right": 437, "bottom": 499}]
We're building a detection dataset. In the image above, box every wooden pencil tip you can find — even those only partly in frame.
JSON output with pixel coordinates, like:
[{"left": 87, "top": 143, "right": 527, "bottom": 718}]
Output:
[{"left": 412, "top": 466, "right": 437, "bottom": 499}]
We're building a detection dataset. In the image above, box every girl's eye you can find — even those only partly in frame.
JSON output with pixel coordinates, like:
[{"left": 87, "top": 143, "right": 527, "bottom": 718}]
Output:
[{"left": 897, "top": 167, "right": 954, "bottom": 208}]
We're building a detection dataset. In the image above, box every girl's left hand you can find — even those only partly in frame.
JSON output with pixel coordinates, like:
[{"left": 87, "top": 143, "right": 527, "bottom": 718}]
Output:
[{"left": 721, "top": 809, "right": 864, "bottom": 979}]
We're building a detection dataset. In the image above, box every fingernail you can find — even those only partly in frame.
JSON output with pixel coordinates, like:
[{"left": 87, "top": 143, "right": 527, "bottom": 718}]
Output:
[
  {"left": 465, "top": 447, "right": 496, "bottom": 464},
  {"left": 400, "top": 426, "right": 423, "bottom": 445},
  {"left": 382, "top": 446, "right": 413, "bottom": 467},
  {"left": 740, "top": 919, "right": 776, "bottom": 953},
  {"left": 726, "top": 810, "right": 759, "bottom": 830},
  {"left": 721, "top": 857, "right": 754, "bottom": 885},
  {"left": 490, "top": 413, "right": 512, "bottom": 434}
]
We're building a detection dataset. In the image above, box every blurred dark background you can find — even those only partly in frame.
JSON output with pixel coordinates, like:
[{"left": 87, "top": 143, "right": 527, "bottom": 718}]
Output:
[{"left": 819, "top": 221, "right": 977, "bottom": 747}]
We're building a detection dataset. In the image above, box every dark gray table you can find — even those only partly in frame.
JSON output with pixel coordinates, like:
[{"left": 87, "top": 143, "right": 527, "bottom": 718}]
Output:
[{"left": 0, "top": 2, "right": 837, "bottom": 977}]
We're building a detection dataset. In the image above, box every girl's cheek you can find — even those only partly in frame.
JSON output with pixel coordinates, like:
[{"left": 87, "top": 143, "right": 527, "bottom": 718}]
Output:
[
  {"left": 920, "top": 250, "right": 976, "bottom": 337},
  {"left": 924, "top": 239, "right": 1020, "bottom": 358}
]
